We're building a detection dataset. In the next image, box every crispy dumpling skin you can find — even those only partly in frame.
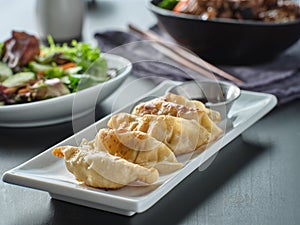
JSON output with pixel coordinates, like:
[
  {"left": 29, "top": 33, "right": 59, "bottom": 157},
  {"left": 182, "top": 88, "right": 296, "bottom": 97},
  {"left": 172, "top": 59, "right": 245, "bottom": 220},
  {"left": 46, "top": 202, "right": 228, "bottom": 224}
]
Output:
[
  {"left": 132, "top": 97, "right": 192, "bottom": 118},
  {"left": 131, "top": 93, "right": 223, "bottom": 141},
  {"left": 164, "top": 93, "right": 223, "bottom": 142},
  {"left": 95, "top": 128, "right": 183, "bottom": 174},
  {"left": 132, "top": 93, "right": 220, "bottom": 122},
  {"left": 108, "top": 113, "right": 211, "bottom": 155},
  {"left": 164, "top": 93, "right": 221, "bottom": 122},
  {"left": 52, "top": 146, "right": 159, "bottom": 189}
]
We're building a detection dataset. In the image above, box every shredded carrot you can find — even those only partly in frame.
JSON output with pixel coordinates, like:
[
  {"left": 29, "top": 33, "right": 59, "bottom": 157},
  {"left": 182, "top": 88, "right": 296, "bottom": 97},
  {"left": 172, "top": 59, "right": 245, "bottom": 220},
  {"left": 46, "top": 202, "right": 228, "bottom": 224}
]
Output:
[
  {"left": 17, "top": 87, "right": 30, "bottom": 94},
  {"left": 3, "top": 87, "right": 18, "bottom": 94},
  {"left": 37, "top": 71, "right": 45, "bottom": 76},
  {"left": 173, "top": 0, "right": 189, "bottom": 13},
  {"left": 59, "top": 62, "right": 76, "bottom": 70},
  {"left": 36, "top": 71, "right": 45, "bottom": 80}
]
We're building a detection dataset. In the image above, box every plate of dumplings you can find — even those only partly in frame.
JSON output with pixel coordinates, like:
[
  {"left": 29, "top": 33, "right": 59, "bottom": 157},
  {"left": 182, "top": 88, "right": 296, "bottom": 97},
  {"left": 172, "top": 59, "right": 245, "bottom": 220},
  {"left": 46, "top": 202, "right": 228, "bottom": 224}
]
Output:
[{"left": 2, "top": 80, "right": 277, "bottom": 216}]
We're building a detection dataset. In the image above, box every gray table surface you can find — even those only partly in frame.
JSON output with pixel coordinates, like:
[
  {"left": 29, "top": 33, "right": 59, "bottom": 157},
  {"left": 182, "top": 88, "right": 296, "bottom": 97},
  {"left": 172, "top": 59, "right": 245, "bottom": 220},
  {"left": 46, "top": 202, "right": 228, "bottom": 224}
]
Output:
[{"left": 1, "top": 1, "right": 300, "bottom": 225}]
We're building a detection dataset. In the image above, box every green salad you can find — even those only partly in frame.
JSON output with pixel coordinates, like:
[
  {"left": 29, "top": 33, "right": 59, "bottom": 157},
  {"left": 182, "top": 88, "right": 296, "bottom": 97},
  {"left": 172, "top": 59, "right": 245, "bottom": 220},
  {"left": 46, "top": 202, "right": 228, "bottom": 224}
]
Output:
[{"left": 0, "top": 31, "right": 112, "bottom": 105}]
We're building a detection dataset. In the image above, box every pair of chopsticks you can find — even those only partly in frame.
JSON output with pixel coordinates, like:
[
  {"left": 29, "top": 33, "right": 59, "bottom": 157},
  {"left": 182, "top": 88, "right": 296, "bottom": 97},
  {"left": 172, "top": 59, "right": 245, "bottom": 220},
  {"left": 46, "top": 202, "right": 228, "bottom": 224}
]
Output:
[{"left": 128, "top": 24, "right": 244, "bottom": 85}]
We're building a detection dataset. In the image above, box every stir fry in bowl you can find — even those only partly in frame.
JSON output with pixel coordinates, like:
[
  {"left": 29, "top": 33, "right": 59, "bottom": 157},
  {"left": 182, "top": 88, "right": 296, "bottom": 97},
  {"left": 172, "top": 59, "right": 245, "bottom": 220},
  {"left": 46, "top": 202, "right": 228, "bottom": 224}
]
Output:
[
  {"left": 148, "top": 0, "right": 300, "bottom": 65},
  {"left": 158, "top": 0, "right": 300, "bottom": 22},
  {"left": 0, "top": 31, "right": 112, "bottom": 105}
]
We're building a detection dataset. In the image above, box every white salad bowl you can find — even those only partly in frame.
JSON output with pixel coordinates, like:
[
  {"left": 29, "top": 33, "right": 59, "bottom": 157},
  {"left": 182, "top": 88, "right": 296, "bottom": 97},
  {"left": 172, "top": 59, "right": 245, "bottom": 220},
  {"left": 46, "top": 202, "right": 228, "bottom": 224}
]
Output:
[{"left": 0, "top": 53, "right": 132, "bottom": 127}]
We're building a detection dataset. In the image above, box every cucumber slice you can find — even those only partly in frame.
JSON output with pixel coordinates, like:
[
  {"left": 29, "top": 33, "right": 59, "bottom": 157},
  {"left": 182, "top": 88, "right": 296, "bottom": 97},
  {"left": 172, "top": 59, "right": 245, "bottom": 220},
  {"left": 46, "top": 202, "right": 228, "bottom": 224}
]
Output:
[
  {"left": 0, "top": 62, "right": 13, "bottom": 82},
  {"left": 28, "top": 61, "right": 52, "bottom": 73},
  {"left": 2, "top": 72, "right": 35, "bottom": 88}
]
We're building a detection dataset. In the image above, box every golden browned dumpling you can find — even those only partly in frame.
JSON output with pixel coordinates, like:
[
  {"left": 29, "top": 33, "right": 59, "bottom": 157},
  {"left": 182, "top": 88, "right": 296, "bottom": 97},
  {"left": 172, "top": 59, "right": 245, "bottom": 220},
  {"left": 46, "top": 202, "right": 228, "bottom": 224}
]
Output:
[
  {"left": 164, "top": 93, "right": 221, "bottom": 122},
  {"left": 52, "top": 146, "right": 159, "bottom": 189},
  {"left": 95, "top": 128, "right": 183, "bottom": 174},
  {"left": 108, "top": 113, "right": 212, "bottom": 155},
  {"left": 131, "top": 93, "right": 222, "bottom": 142},
  {"left": 132, "top": 97, "right": 194, "bottom": 118},
  {"left": 52, "top": 92, "right": 224, "bottom": 190},
  {"left": 132, "top": 93, "right": 221, "bottom": 121}
]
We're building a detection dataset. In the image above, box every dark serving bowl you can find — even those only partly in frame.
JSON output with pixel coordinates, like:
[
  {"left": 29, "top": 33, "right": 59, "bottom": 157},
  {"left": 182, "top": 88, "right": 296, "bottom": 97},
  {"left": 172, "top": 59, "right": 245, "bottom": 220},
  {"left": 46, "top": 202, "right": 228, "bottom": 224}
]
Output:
[{"left": 148, "top": 0, "right": 300, "bottom": 65}]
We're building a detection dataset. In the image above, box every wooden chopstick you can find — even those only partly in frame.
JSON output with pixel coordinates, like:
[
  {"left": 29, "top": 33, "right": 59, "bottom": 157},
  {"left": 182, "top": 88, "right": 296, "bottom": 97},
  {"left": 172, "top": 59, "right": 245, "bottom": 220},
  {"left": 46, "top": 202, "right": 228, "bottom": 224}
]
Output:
[{"left": 128, "top": 24, "right": 244, "bottom": 84}]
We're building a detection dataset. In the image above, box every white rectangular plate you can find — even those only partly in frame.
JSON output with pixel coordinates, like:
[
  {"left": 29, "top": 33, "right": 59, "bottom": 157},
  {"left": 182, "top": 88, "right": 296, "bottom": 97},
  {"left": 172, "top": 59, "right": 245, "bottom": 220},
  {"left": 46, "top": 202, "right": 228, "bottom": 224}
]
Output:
[{"left": 2, "top": 80, "right": 277, "bottom": 216}]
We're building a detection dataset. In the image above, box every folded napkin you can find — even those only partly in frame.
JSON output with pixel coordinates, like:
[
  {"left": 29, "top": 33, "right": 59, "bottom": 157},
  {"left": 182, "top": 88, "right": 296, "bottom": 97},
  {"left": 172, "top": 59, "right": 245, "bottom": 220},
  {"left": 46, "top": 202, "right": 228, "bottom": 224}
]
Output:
[{"left": 95, "top": 26, "right": 300, "bottom": 105}]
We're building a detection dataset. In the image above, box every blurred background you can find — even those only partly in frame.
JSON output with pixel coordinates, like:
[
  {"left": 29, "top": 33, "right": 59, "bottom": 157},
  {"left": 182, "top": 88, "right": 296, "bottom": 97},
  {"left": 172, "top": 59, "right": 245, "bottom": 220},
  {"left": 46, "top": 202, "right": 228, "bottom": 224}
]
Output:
[{"left": 0, "top": 0, "right": 156, "bottom": 45}]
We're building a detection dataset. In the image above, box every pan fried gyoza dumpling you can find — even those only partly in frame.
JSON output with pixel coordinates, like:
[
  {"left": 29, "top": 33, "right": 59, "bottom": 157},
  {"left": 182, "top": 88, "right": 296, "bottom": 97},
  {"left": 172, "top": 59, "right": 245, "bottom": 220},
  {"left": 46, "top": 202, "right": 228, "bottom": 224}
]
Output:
[
  {"left": 163, "top": 93, "right": 221, "bottom": 123},
  {"left": 131, "top": 95, "right": 223, "bottom": 144},
  {"left": 132, "top": 95, "right": 209, "bottom": 121},
  {"left": 164, "top": 92, "right": 221, "bottom": 122},
  {"left": 52, "top": 146, "right": 159, "bottom": 189},
  {"left": 95, "top": 128, "right": 183, "bottom": 173},
  {"left": 132, "top": 93, "right": 220, "bottom": 123},
  {"left": 108, "top": 113, "right": 211, "bottom": 155}
]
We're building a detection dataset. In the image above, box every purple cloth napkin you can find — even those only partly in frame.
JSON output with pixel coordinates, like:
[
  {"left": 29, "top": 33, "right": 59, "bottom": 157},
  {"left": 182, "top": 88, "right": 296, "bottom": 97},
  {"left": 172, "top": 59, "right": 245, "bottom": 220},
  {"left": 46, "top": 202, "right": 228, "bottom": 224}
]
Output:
[{"left": 94, "top": 28, "right": 300, "bottom": 105}]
